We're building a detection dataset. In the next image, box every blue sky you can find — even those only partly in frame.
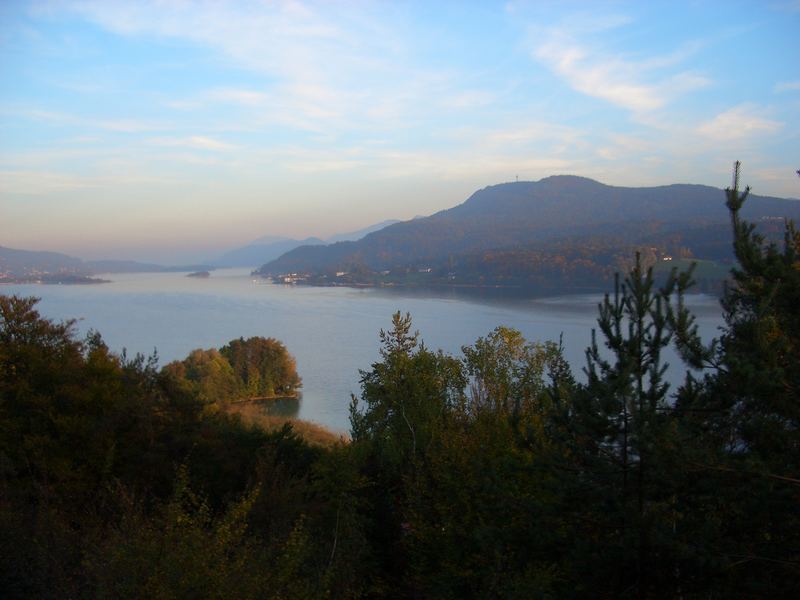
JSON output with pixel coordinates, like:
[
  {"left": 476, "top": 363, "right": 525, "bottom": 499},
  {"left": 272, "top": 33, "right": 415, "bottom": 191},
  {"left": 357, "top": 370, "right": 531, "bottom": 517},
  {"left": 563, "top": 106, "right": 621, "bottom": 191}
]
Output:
[{"left": 1, "top": 0, "right": 798, "bottom": 262}]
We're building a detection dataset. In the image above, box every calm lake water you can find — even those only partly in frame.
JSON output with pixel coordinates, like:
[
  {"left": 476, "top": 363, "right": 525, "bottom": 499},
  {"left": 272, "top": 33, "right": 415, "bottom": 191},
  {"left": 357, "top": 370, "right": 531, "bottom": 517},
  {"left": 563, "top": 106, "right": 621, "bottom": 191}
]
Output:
[{"left": 4, "top": 268, "right": 724, "bottom": 433}]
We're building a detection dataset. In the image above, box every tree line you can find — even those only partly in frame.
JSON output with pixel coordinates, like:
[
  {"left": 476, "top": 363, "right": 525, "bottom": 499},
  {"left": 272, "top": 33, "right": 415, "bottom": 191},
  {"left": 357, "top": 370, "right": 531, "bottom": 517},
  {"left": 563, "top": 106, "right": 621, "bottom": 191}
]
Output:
[{"left": 0, "top": 164, "right": 797, "bottom": 597}]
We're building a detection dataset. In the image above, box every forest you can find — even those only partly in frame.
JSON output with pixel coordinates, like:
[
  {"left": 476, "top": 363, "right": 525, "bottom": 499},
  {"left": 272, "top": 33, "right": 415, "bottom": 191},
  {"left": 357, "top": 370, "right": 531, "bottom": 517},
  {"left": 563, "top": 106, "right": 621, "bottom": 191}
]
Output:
[{"left": 1, "top": 168, "right": 798, "bottom": 598}]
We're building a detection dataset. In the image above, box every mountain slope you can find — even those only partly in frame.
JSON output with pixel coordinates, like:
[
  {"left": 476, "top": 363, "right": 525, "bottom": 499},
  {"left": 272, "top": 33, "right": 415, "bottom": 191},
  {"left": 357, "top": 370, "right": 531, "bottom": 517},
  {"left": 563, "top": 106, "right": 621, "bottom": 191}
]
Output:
[
  {"left": 0, "top": 246, "right": 212, "bottom": 278},
  {"left": 325, "top": 219, "right": 401, "bottom": 243},
  {"left": 212, "top": 219, "right": 402, "bottom": 267},
  {"left": 0, "top": 246, "right": 88, "bottom": 276},
  {"left": 212, "top": 237, "right": 324, "bottom": 268},
  {"left": 257, "top": 176, "right": 800, "bottom": 275}
]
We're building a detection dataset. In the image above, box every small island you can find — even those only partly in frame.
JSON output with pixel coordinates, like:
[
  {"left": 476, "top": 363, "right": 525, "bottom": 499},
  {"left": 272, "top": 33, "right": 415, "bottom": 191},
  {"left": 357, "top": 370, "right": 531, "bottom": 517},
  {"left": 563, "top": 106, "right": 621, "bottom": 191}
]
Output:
[{"left": 186, "top": 270, "right": 211, "bottom": 278}]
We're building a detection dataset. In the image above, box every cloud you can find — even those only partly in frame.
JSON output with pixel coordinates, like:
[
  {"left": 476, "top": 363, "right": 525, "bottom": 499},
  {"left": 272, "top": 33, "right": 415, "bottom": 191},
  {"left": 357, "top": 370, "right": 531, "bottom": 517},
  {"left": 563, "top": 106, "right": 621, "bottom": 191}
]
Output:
[
  {"left": 8, "top": 107, "right": 163, "bottom": 133},
  {"left": 44, "top": 1, "right": 471, "bottom": 137},
  {"left": 594, "top": 133, "right": 653, "bottom": 161},
  {"left": 0, "top": 169, "right": 177, "bottom": 195},
  {"left": 532, "top": 22, "right": 709, "bottom": 114},
  {"left": 361, "top": 147, "right": 575, "bottom": 182},
  {"left": 478, "top": 122, "right": 586, "bottom": 155},
  {"left": 774, "top": 80, "right": 800, "bottom": 93},
  {"left": 149, "top": 135, "right": 238, "bottom": 151},
  {"left": 441, "top": 90, "right": 496, "bottom": 110},
  {"left": 95, "top": 119, "right": 159, "bottom": 133},
  {"left": 206, "top": 88, "right": 269, "bottom": 106},
  {"left": 697, "top": 105, "right": 783, "bottom": 140},
  {"left": 0, "top": 170, "right": 97, "bottom": 194}
]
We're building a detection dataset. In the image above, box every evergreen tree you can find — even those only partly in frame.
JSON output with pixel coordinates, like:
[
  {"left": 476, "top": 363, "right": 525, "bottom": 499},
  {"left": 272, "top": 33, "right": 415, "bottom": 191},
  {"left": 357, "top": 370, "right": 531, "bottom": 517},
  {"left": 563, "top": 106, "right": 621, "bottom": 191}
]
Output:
[{"left": 671, "top": 163, "right": 800, "bottom": 595}]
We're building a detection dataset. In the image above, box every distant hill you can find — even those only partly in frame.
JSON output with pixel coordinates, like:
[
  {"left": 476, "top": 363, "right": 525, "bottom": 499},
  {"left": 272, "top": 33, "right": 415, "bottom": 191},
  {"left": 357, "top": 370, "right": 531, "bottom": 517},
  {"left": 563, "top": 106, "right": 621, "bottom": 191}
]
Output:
[
  {"left": 86, "top": 259, "right": 213, "bottom": 273},
  {"left": 212, "top": 237, "right": 325, "bottom": 268},
  {"left": 0, "top": 246, "right": 212, "bottom": 281},
  {"left": 212, "top": 219, "right": 401, "bottom": 267},
  {"left": 325, "top": 219, "right": 401, "bottom": 244},
  {"left": 256, "top": 176, "right": 800, "bottom": 286},
  {"left": 1, "top": 246, "right": 88, "bottom": 277}
]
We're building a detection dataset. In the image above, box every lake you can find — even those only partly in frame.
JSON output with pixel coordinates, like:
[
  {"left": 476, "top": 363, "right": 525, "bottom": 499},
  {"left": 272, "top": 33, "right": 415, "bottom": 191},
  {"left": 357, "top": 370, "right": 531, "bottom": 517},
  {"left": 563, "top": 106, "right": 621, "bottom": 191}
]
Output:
[{"left": 3, "top": 268, "right": 724, "bottom": 433}]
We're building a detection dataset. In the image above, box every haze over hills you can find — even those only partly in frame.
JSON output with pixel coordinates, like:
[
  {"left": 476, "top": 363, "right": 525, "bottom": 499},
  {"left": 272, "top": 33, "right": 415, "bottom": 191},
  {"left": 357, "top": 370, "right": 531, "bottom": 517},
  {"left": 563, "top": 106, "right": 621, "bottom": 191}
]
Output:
[
  {"left": 1, "top": 219, "right": 406, "bottom": 281},
  {"left": 0, "top": 246, "right": 212, "bottom": 282},
  {"left": 0, "top": 245, "right": 86, "bottom": 275},
  {"left": 325, "top": 219, "right": 402, "bottom": 244},
  {"left": 212, "top": 237, "right": 326, "bottom": 269},
  {"left": 211, "top": 219, "right": 401, "bottom": 267},
  {"left": 257, "top": 176, "right": 800, "bottom": 290}
]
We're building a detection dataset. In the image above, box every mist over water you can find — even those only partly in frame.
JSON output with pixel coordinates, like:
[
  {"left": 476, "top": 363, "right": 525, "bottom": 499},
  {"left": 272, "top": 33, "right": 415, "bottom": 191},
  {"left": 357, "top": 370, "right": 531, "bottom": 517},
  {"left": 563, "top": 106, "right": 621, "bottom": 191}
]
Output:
[{"left": 4, "top": 268, "right": 723, "bottom": 432}]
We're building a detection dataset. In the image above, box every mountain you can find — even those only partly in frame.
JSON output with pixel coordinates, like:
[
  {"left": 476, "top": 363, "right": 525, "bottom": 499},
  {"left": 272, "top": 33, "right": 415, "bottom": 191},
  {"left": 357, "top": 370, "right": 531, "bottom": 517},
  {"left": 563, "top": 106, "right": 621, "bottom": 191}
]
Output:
[
  {"left": 85, "top": 260, "right": 214, "bottom": 273},
  {"left": 0, "top": 246, "right": 91, "bottom": 283},
  {"left": 257, "top": 176, "right": 800, "bottom": 278},
  {"left": 1, "top": 246, "right": 88, "bottom": 277},
  {"left": 212, "top": 219, "right": 401, "bottom": 267},
  {"left": 212, "top": 237, "right": 325, "bottom": 268},
  {"left": 325, "top": 219, "right": 401, "bottom": 244},
  {"left": 0, "top": 246, "right": 111, "bottom": 283},
  {"left": 0, "top": 246, "right": 213, "bottom": 282}
]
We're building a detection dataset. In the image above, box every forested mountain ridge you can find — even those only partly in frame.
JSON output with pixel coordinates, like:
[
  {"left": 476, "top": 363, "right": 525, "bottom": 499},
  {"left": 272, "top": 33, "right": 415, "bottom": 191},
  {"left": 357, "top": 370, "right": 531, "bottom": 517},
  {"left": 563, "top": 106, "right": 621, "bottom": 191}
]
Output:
[{"left": 257, "top": 176, "right": 800, "bottom": 278}]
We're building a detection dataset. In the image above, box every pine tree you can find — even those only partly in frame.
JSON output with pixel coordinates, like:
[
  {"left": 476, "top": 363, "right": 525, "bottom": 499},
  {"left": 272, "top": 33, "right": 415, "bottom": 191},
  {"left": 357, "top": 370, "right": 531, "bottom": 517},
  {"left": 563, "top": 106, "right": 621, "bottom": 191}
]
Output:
[{"left": 671, "top": 163, "right": 800, "bottom": 595}]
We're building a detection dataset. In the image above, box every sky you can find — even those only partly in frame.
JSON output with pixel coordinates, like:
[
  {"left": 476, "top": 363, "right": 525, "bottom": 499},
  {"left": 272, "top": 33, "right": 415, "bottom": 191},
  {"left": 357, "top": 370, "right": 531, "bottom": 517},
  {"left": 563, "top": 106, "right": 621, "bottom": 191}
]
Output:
[{"left": 1, "top": 0, "right": 799, "bottom": 263}]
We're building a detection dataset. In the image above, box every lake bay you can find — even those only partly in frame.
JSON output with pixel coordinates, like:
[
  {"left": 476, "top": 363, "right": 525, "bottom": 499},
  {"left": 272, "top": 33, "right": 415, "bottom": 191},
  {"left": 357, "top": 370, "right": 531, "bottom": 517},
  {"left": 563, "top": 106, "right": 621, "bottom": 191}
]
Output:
[{"left": 4, "top": 268, "right": 724, "bottom": 432}]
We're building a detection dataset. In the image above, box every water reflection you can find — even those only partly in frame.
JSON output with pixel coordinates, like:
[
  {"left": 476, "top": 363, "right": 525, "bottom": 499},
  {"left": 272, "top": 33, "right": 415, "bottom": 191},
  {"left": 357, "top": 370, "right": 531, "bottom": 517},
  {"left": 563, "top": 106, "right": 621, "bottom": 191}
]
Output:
[{"left": 253, "top": 395, "right": 301, "bottom": 419}]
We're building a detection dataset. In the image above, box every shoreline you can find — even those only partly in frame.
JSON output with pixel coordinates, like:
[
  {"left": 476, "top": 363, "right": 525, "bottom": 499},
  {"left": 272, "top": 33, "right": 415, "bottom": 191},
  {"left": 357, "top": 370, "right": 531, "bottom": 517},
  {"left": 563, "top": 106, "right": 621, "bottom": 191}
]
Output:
[
  {"left": 253, "top": 272, "right": 726, "bottom": 298},
  {"left": 0, "top": 277, "right": 110, "bottom": 285}
]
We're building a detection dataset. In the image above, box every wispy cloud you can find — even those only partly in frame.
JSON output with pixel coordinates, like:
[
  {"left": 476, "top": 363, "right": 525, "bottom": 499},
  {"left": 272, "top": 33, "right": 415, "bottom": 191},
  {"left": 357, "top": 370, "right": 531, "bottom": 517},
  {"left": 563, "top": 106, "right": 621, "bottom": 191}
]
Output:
[
  {"left": 774, "top": 80, "right": 800, "bottom": 93},
  {"left": 441, "top": 90, "right": 496, "bottom": 110},
  {"left": 6, "top": 107, "right": 164, "bottom": 133},
  {"left": 48, "top": 1, "right": 496, "bottom": 138},
  {"left": 532, "top": 20, "right": 709, "bottom": 115},
  {"left": 206, "top": 88, "right": 270, "bottom": 107},
  {"left": 371, "top": 150, "right": 575, "bottom": 181},
  {"left": 149, "top": 135, "right": 238, "bottom": 151},
  {"left": 0, "top": 169, "right": 177, "bottom": 195},
  {"left": 51, "top": 1, "right": 401, "bottom": 131},
  {"left": 0, "top": 169, "right": 96, "bottom": 194},
  {"left": 697, "top": 104, "right": 783, "bottom": 140},
  {"left": 478, "top": 122, "right": 587, "bottom": 156}
]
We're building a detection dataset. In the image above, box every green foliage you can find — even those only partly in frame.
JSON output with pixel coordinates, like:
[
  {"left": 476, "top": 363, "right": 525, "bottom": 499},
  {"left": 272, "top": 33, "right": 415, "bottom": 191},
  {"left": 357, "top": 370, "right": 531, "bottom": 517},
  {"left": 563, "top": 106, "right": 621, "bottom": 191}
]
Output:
[
  {"left": 163, "top": 348, "right": 239, "bottom": 404},
  {"left": 0, "top": 296, "right": 357, "bottom": 597},
  {"left": 164, "top": 336, "right": 302, "bottom": 405},
  {"left": 350, "top": 311, "right": 466, "bottom": 465},
  {"left": 462, "top": 325, "right": 565, "bottom": 420},
  {"left": 87, "top": 470, "right": 269, "bottom": 599},
  {"left": 348, "top": 312, "right": 573, "bottom": 596},
  {"left": 669, "top": 163, "right": 800, "bottom": 595},
  {"left": 221, "top": 336, "right": 302, "bottom": 397}
]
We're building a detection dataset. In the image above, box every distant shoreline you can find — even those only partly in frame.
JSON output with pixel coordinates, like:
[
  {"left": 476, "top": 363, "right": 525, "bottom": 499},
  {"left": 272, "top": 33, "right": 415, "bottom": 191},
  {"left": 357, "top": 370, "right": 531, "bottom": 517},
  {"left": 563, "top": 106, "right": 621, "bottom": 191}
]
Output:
[
  {"left": 255, "top": 263, "right": 727, "bottom": 298},
  {"left": 258, "top": 276, "right": 622, "bottom": 299},
  {"left": 0, "top": 275, "right": 110, "bottom": 285}
]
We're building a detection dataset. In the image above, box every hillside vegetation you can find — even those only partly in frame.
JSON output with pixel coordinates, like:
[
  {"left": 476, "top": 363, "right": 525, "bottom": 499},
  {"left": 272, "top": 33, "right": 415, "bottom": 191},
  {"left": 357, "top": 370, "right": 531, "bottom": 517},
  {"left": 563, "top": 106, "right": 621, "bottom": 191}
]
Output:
[{"left": 258, "top": 176, "right": 799, "bottom": 293}]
